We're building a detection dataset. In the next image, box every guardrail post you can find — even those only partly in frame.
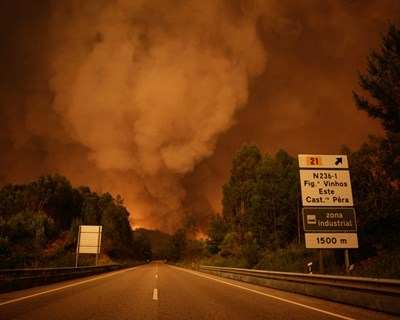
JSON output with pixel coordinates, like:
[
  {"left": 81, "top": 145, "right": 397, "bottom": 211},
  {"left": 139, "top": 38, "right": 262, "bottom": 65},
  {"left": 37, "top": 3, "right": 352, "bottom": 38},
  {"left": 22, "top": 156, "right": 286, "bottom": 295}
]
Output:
[{"left": 307, "top": 262, "right": 313, "bottom": 274}]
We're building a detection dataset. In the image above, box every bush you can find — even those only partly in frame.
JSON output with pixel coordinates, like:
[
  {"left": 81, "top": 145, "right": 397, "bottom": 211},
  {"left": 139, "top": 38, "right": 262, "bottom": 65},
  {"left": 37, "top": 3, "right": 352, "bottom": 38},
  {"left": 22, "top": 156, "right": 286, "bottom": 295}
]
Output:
[
  {"left": 7, "top": 211, "right": 59, "bottom": 244},
  {"left": 219, "top": 232, "right": 241, "bottom": 258},
  {"left": 256, "top": 244, "right": 318, "bottom": 273},
  {"left": 352, "top": 248, "right": 400, "bottom": 279},
  {"left": 0, "top": 236, "right": 11, "bottom": 258}
]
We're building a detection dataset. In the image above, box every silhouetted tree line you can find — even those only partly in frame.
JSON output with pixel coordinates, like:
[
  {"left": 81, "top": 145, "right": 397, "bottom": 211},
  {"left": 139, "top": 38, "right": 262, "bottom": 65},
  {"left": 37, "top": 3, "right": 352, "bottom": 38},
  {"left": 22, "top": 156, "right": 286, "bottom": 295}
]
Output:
[
  {"left": 205, "top": 22, "right": 400, "bottom": 270},
  {"left": 0, "top": 174, "right": 151, "bottom": 268}
]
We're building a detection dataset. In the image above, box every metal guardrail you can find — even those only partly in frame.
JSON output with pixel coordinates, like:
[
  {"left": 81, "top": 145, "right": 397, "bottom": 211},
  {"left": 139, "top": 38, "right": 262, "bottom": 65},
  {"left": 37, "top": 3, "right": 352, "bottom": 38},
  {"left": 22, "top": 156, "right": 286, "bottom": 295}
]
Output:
[
  {"left": 0, "top": 264, "right": 127, "bottom": 293},
  {"left": 199, "top": 265, "right": 400, "bottom": 315}
]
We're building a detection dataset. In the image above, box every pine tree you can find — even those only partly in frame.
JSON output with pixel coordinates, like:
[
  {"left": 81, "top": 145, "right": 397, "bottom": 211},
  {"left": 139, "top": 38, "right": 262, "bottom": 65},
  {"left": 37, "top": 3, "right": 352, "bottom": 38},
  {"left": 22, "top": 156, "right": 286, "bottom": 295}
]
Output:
[
  {"left": 353, "top": 22, "right": 400, "bottom": 133},
  {"left": 353, "top": 22, "right": 400, "bottom": 182}
]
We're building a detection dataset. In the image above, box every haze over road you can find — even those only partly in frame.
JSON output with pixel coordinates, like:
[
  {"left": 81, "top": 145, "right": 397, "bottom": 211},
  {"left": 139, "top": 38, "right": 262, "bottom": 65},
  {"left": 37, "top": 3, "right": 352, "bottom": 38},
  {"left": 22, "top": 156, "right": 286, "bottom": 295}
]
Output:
[{"left": 0, "top": 261, "right": 397, "bottom": 320}]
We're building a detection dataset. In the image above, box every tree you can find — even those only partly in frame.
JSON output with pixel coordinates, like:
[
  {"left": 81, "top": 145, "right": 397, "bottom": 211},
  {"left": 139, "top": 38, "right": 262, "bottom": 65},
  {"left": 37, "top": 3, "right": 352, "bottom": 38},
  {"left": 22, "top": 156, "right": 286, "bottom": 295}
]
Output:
[
  {"left": 350, "top": 22, "right": 400, "bottom": 255},
  {"left": 167, "top": 229, "right": 188, "bottom": 262},
  {"left": 78, "top": 186, "right": 101, "bottom": 225},
  {"left": 219, "top": 232, "right": 242, "bottom": 258},
  {"left": 0, "top": 175, "right": 78, "bottom": 230},
  {"left": 353, "top": 22, "right": 400, "bottom": 182},
  {"left": 99, "top": 193, "right": 134, "bottom": 258},
  {"left": 184, "top": 212, "right": 198, "bottom": 239},
  {"left": 344, "top": 144, "right": 400, "bottom": 256},
  {"left": 184, "top": 239, "right": 206, "bottom": 262},
  {"left": 206, "top": 214, "right": 228, "bottom": 255},
  {"left": 249, "top": 149, "right": 299, "bottom": 249},
  {"left": 222, "top": 143, "right": 262, "bottom": 239},
  {"left": 132, "top": 230, "right": 152, "bottom": 261},
  {"left": 0, "top": 184, "right": 26, "bottom": 218},
  {"left": 35, "top": 174, "right": 76, "bottom": 229},
  {"left": 353, "top": 22, "right": 400, "bottom": 133}
]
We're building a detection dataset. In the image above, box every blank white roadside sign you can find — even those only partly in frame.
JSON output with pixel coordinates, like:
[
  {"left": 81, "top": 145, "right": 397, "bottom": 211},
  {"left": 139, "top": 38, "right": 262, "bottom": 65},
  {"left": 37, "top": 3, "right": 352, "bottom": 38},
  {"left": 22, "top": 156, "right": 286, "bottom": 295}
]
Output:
[{"left": 78, "top": 225, "right": 102, "bottom": 254}]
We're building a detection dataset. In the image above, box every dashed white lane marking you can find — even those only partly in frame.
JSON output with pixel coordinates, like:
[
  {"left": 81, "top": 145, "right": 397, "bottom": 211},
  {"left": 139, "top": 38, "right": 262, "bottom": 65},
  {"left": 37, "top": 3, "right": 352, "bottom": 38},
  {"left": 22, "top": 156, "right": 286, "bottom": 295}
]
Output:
[
  {"left": 177, "top": 267, "right": 355, "bottom": 320},
  {"left": 154, "top": 266, "right": 159, "bottom": 299}
]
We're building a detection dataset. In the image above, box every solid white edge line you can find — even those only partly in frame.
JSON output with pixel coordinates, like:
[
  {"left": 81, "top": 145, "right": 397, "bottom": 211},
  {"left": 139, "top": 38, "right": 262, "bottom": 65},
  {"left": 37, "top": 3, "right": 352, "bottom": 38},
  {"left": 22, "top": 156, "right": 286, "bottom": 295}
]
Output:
[
  {"left": 176, "top": 267, "right": 355, "bottom": 320},
  {"left": 0, "top": 266, "right": 138, "bottom": 307}
]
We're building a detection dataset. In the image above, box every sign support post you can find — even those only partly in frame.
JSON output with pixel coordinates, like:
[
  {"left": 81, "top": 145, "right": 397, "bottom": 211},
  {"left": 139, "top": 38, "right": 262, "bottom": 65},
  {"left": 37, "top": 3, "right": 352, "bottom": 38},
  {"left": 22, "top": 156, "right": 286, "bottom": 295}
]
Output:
[
  {"left": 319, "top": 250, "right": 324, "bottom": 274},
  {"left": 75, "top": 226, "right": 81, "bottom": 268},
  {"left": 345, "top": 249, "right": 350, "bottom": 275}
]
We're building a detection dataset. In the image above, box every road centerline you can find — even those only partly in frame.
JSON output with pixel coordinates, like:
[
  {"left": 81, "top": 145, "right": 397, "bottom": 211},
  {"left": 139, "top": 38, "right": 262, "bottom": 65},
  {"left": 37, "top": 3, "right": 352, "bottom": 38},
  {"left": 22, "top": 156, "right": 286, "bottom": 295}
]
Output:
[{"left": 153, "top": 288, "right": 158, "bottom": 300}]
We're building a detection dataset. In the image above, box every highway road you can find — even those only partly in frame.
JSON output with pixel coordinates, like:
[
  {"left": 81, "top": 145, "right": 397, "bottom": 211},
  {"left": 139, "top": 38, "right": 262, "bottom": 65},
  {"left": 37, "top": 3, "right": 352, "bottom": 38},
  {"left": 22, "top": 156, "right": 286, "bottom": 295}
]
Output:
[{"left": 0, "top": 261, "right": 397, "bottom": 320}]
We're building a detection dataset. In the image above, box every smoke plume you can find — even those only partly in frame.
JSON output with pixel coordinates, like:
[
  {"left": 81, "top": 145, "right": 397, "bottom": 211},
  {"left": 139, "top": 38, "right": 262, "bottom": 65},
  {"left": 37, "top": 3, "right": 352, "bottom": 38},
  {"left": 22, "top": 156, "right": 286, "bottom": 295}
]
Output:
[{"left": 1, "top": 0, "right": 399, "bottom": 232}]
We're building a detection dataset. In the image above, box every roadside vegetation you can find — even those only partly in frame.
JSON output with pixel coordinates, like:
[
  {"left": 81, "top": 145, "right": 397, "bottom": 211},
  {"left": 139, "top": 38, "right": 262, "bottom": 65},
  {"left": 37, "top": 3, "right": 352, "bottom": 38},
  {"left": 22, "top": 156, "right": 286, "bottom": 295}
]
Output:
[{"left": 0, "top": 174, "right": 152, "bottom": 268}]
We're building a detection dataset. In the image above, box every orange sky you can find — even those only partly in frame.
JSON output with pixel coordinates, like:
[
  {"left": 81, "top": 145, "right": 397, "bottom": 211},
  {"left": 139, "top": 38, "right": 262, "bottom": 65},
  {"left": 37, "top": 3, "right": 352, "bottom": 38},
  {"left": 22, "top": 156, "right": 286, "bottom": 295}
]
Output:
[{"left": 0, "top": 0, "right": 398, "bottom": 233}]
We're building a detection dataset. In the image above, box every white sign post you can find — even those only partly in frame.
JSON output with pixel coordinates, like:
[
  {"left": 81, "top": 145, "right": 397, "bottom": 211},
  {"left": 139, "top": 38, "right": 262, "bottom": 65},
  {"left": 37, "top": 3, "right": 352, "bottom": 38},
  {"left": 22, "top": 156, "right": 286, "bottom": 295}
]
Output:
[{"left": 75, "top": 225, "right": 102, "bottom": 267}]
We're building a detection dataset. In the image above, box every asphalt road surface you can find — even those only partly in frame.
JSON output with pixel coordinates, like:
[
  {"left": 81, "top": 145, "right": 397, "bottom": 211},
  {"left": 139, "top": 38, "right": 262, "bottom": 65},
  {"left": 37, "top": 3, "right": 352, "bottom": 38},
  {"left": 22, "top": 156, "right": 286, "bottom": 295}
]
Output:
[{"left": 0, "top": 261, "right": 398, "bottom": 320}]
